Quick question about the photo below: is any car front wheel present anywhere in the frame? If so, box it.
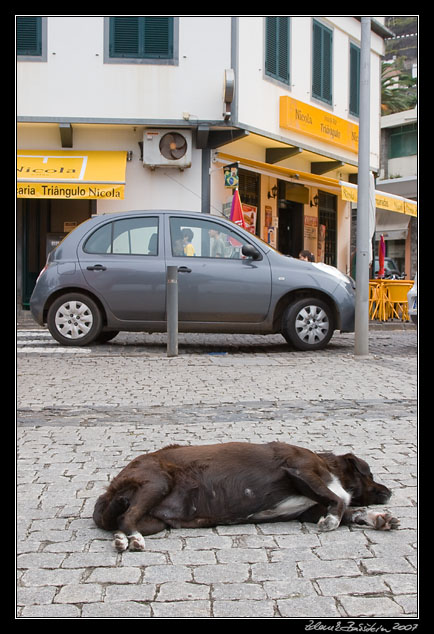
[282,298,334,351]
[47,293,103,346]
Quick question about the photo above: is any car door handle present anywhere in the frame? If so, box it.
[86,264,107,271]
[177,266,192,273]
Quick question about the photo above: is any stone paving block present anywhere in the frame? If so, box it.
[212,582,266,600]
[361,556,415,574]
[250,560,299,582]
[382,573,417,595]
[53,583,103,604]
[263,578,316,599]
[85,566,142,584]
[142,564,193,583]
[297,558,362,578]
[338,595,404,617]
[81,601,152,618]
[215,547,269,564]
[213,599,276,618]
[193,563,250,584]
[156,581,210,602]
[277,595,341,618]
[151,600,211,618]
[104,584,156,603]
[20,604,82,618]
[315,574,389,596]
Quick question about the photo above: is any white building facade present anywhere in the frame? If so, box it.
[17,16,399,310]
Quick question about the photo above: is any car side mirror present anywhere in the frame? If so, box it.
[242,244,261,260]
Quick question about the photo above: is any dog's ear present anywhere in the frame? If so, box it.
[342,454,371,477]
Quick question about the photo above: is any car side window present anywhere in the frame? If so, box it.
[84,217,159,255]
[170,217,248,259]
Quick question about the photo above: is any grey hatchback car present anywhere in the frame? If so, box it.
[30,210,355,351]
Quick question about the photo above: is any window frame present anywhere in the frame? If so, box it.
[388,123,417,159]
[169,216,252,260]
[264,16,290,87]
[312,19,333,106]
[104,16,179,66]
[16,16,47,62]
[83,217,160,256]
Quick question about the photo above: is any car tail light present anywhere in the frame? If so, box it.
[36,260,49,283]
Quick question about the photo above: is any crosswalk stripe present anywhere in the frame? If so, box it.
[17,329,91,353]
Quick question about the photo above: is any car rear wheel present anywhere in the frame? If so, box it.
[47,293,103,346]
[282,297,334,351]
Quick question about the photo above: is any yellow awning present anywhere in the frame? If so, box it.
[340,181,417,217]
[17,150,128,199]
[216,152,341,192]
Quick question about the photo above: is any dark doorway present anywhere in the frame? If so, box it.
[278,201,304,256]
[18,198,93,308]
[318,190,337,267]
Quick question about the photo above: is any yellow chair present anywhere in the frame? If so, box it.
[369,280,387,321]
[383,281,414,321]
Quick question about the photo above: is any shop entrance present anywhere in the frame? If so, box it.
[318,190,337,267]
[278,201,303,257]
[18,198,93,309]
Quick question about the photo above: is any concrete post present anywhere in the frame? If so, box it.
[354,17,371,357]
[166,266,178,357]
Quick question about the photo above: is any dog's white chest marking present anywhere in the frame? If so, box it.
[327,475,351,505]
[250,495,316,521]
[250,474,350,522]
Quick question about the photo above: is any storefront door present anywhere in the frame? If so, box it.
[318,191,337,267]
[278,201,303,257]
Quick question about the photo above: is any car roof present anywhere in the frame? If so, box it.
[92,209,207,218]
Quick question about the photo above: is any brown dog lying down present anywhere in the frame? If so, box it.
[93,441,399,552]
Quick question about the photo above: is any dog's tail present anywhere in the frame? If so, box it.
[93,493,130,530]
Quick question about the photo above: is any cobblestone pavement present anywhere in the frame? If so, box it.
[16,328,418,619]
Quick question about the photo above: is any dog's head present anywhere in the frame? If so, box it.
[341,454,391,506]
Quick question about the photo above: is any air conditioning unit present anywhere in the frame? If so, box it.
[143,129,192,170]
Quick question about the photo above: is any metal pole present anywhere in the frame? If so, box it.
[166,266,178,357]
[354,16,371,357]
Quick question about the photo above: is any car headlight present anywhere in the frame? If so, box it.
[312,262,355,289]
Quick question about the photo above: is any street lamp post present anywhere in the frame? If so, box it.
[354,16,371,356]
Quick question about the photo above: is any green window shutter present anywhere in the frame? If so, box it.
[312,20,332,105]
[349,43,360,117]
[144,17,173,57]
[17,16,42,56]
[110,17,173,59]
[265,17,290,84]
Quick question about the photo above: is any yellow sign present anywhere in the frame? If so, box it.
[280,96,359,153]
[404,201,417,217]
[17,183,125,199]
[341,183,358,203]
[17,150,127,199]
[341,184,417,217]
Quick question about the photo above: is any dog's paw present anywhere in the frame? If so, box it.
[317,514,340,532]
[114,531,129,552]
[371,512,400,531]
[128,531,145,551]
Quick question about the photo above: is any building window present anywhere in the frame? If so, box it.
[389,123,417,159]
[16,16,46,60]
[312,20,333,105]
[107,16,177,64]
[265,17,290,85]
[349,43,360,117]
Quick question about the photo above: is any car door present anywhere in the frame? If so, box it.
[166,215,272,323]
[77,215,166,322]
